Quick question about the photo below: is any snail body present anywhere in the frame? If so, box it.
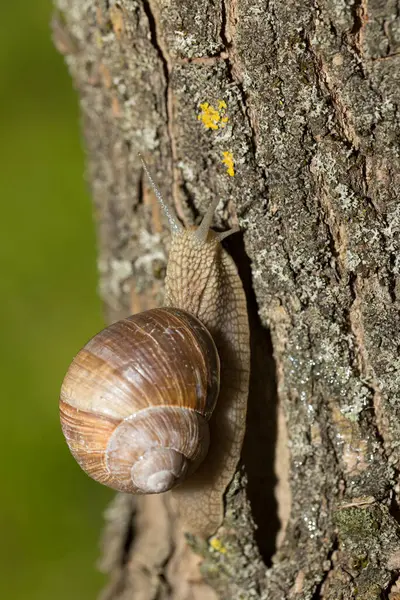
[60,160,250,537]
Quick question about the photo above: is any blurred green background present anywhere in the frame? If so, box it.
[0,2,112,599]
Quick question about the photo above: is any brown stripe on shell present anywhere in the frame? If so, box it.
[61,307,219,423]
[59,399,118,486]
[121,308,220,418]
[60,348,142,419]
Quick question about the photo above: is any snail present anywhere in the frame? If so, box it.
[60,158,250,537]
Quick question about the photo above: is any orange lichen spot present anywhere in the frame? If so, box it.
[111,95,122,118]
[198,100,229,130]
[222,151,235,176]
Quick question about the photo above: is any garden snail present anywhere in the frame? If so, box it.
[60,158,250,537]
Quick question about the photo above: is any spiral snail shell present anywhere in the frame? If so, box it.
[60,307,219,494]
[60,157,250,537]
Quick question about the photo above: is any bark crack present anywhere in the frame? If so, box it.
[220,0,259,158]
[310,538,338,599]
[350,0,368,51]
[141,0,185,223]
[348,274,389,453]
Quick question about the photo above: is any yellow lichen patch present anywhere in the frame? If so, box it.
[209,537,227,554]
[222,151,235,176]
[198,100,229,130]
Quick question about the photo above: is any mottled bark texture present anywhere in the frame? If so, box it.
[54,0,400,598]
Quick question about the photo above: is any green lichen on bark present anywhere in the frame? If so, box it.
[320,504,400,599]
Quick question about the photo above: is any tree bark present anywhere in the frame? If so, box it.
[54,0,400,598]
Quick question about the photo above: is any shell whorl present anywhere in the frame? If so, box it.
[106,405,210,493]
[60,307,219,494]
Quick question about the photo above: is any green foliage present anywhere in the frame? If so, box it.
[0,2,112,598]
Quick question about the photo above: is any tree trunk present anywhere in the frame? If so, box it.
[53,0,400,598]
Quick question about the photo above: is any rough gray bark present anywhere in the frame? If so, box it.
[54,0,400,598]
